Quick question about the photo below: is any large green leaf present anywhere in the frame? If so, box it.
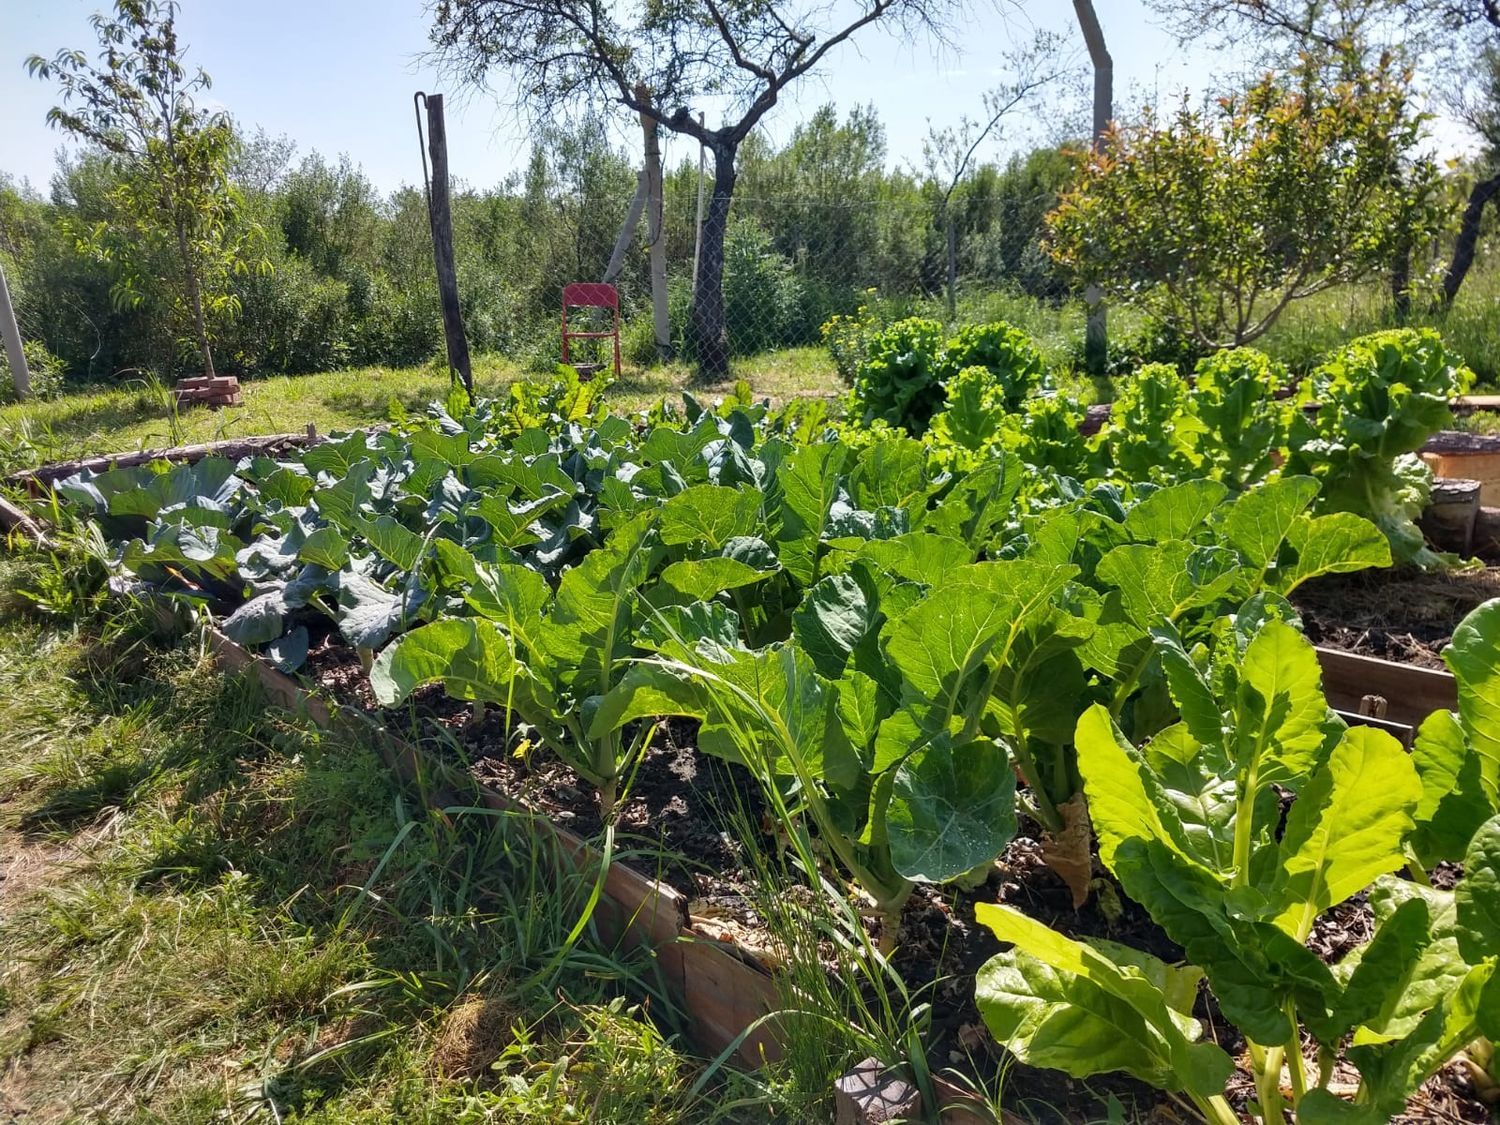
[659,484,763,549]
[1096,540,1240,628]
[222,591,287,646]
[370,618,515,706]
[1270,726,1420,939]
[658,557,767,602]
[974,902,1233,1097]
[1342,960,1498,1119]
[1455,814,1500,966]
[1123,479,1228,544]
[1076,705,1195,869]
[1409,710,1494,867]
[1445,598,1500,802]
[297,526,350,572]
[886,737,1016,882]
[1234,618,1336,789]
[1218,475,1320,571]
[1273,512,1392,595]
[773,442,846,585]
[1353,877,1467,1042]
[856,533,973,587]
[1327,896,1434,1043]
[539,513,662,695]
[792,574,874,678]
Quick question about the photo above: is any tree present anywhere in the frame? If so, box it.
[923,42,1058,317]
[429,0,964,378]
[1045,55,1444,349]
[1150,0,1500,307]
[27,0,264,377]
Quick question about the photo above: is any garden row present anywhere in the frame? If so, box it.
[28,331,1500,1121]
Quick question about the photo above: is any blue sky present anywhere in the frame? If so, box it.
[0,0,1454,196]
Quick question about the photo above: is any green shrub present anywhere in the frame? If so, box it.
[0,339,67,401]
[849,316,945,434]
[722,216,803,356]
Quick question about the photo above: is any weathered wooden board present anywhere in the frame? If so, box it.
[1316,645,1457,728]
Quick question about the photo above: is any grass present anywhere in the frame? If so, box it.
[0,555,805,1123]
[0,349,845,471]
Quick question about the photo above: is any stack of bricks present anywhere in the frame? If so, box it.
[173,375,241,409]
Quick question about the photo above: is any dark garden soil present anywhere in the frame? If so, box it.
[1292,565,1500,669]
[297,633,1496,1123]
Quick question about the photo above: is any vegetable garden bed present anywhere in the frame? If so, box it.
[5,332,1500,1123]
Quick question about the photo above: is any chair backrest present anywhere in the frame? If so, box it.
[562,282,619,310]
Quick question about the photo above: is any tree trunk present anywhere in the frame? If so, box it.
[175,222,215,378]
[1391,238,1412,324]
[945,210,957,320]
[1073,0,1112,377]
[690,146,737,381]
[1442,171,1500,308]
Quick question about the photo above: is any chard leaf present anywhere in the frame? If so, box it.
[222,591,286,646]
[1234,618,1336,790]
[1270,726,1420,939]
[1328,896,1434,1043]
[1123,479,1227,544]
[370,618,514,706]
[1354,877,1467,1041]
[1445,598,1500,802]
[792,574,873,678]
[974,902,1233,1097]
[1455,814,1500,965]
[1409,710,1493,867]
[886,737,1016,882]
[659,484,763,549]
[1341,961,1499,1120]
[1273,512,1392,595]
[1075,704,1193,869]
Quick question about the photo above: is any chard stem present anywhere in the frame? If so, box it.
[1256,1042,1287,1123]
[1194,1094,1241,1125]
[1284,1000,1308,1106]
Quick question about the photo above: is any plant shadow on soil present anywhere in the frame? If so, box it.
[0,601,747,1123]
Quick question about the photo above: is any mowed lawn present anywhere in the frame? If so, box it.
[0,348,845,468]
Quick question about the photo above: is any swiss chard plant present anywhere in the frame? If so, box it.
[975,602,1500,1123]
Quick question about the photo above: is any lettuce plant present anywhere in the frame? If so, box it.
[1286,328,1473,568]
[975,605,1500,1123]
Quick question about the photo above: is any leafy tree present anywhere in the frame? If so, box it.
[27,0,266,377]
[1150,0,1500,307]
[428,0,965,379]
[1046,54,1444,348]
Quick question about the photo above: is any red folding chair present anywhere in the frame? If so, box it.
[561,282,621,379]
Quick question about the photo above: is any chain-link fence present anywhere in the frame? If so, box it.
[0,120,1077,385]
